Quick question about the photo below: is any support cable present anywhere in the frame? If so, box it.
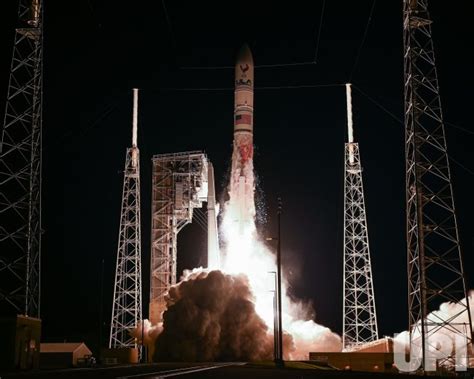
[179,62,319,70]
[157,83,343,92]
[445,121,474,137]
[352,85,403,124]
[180,2,327,71]
[348,0,377,82]
[353,84,474,178]
[313,0,326,63]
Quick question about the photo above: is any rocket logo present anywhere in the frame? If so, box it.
[240,64,249,73]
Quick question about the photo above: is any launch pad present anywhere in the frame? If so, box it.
[0,0,472,374]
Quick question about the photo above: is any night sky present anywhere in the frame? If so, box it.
[0,1,473,354]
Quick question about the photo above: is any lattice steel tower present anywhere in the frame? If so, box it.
[342,84,378,351]
[109,89,143,351]
[403,0,472,368]
[0,0,43,318]
[150,151,210,324]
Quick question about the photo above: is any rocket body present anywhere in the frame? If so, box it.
[229,45,256,234]
[234,44,254,162]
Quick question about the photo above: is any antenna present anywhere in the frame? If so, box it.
[346,83,354,143]
[346,83,355,165]
[132,88,138,147]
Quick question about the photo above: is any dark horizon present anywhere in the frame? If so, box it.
[0,1,472,354]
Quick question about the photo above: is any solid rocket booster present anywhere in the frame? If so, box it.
[234,44,254,167]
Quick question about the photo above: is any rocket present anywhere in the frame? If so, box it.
[231,44,255,233]
[234,44,254,168]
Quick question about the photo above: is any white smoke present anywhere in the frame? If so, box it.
[394,291,474,369]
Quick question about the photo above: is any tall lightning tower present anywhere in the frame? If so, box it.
[403,0,472,368]
[109,89,143,352]
[342,83,378,351]
[0,0,43,318]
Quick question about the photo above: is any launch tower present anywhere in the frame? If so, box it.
[109,90,143,354]
[0,0,43,318]
[150,151,217,324]
[342,84,378,350]
[403,0,472,369]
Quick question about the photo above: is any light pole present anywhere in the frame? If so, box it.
[267,197,284,366]
[268,271,278,362]
[276,198,283,366]
[141,319,145,363]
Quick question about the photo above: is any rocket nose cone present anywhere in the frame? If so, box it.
[237,44,253,65]
[235,43,254,88]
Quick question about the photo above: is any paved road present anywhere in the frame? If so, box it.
[179,364,454,379]
[1,363,240,379]
[0,362,457,379]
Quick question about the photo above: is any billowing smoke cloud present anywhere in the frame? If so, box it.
[288,320,342,359]
[395,290,474,352]
[151,268,341,361]
[131,319,162,347]
[153,269,275,361]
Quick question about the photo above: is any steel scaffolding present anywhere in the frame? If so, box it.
[109,90,143,352]
[150,151,209,324]
[0,0,43,318]
[342,84,378,351]
[403,0,472,369]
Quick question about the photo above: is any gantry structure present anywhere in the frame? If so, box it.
[0,0,43,318]
[403,0,472,369]
[109,90,143,352]
[342,83,378,351]
[150,151,218,324]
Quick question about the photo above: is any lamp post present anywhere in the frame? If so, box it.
[141,319,145,363]
[276,198,283,366]
[266,197,284,366]
[98,258,104,363]
[268,271,278,361]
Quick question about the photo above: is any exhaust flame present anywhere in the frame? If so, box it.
[142,147,341,360]
[219,149,342,358]
[142,134,341,360]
